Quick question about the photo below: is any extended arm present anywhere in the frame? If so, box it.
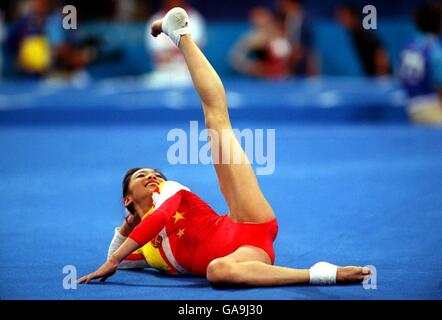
[77,187,184,284]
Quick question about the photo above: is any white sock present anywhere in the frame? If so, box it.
[309,262,338,285]
[161,7,191,47]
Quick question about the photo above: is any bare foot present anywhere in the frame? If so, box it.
[151,19,163,37]
[336,266,371,284]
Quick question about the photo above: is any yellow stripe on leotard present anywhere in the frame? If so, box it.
[133,183,173,272]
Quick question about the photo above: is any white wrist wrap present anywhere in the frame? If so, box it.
[309,262,338,285]
[170,27,190,46]
[107,227,127,260]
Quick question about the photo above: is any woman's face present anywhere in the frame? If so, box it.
[125,168,166,211]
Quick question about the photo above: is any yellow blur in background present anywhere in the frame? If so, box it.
[18,35,51,73]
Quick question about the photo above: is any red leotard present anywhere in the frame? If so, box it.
[128,181,278,275]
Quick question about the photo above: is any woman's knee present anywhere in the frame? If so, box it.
[206,258,236,284]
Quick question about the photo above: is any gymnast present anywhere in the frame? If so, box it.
[78,8,371,286]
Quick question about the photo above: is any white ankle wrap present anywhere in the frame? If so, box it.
[107,227,127,260]
[161,7,191,47]
[309,262,338,285]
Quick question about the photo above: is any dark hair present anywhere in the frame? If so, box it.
[414,2,442,35]
[122,167,167,214]
[122,168,142,198]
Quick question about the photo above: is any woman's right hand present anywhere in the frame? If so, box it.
[126,213,141,228]
[77,257,120,284]
[120,214,141,236]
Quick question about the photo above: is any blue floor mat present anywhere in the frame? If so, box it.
[1,121,441,299]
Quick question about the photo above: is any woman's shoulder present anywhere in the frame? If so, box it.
[152,180,191,207]
[158,180,190,192]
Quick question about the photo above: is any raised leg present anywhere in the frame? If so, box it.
[179,35,276,223]
[152,14,275,222]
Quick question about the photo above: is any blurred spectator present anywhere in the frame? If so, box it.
[145,0,206,87]
[44,1,93,82]
[398,2,442,124]
[6,0,53,77]
[229,7,291,79]
[0,9,4,78]
[114,0,152,22]
[5,0,118,83]
[335,3,391,77]
[115,0,138,22]
[277,0,319,76]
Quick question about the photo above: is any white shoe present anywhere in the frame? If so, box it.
[161,7,190,47]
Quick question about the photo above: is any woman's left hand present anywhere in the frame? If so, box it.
[77,257,119,284]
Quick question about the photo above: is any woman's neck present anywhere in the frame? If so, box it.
[135,203,153,219]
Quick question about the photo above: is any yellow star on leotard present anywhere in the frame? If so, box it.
[177,228,185,238]
[173,212,184,223]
